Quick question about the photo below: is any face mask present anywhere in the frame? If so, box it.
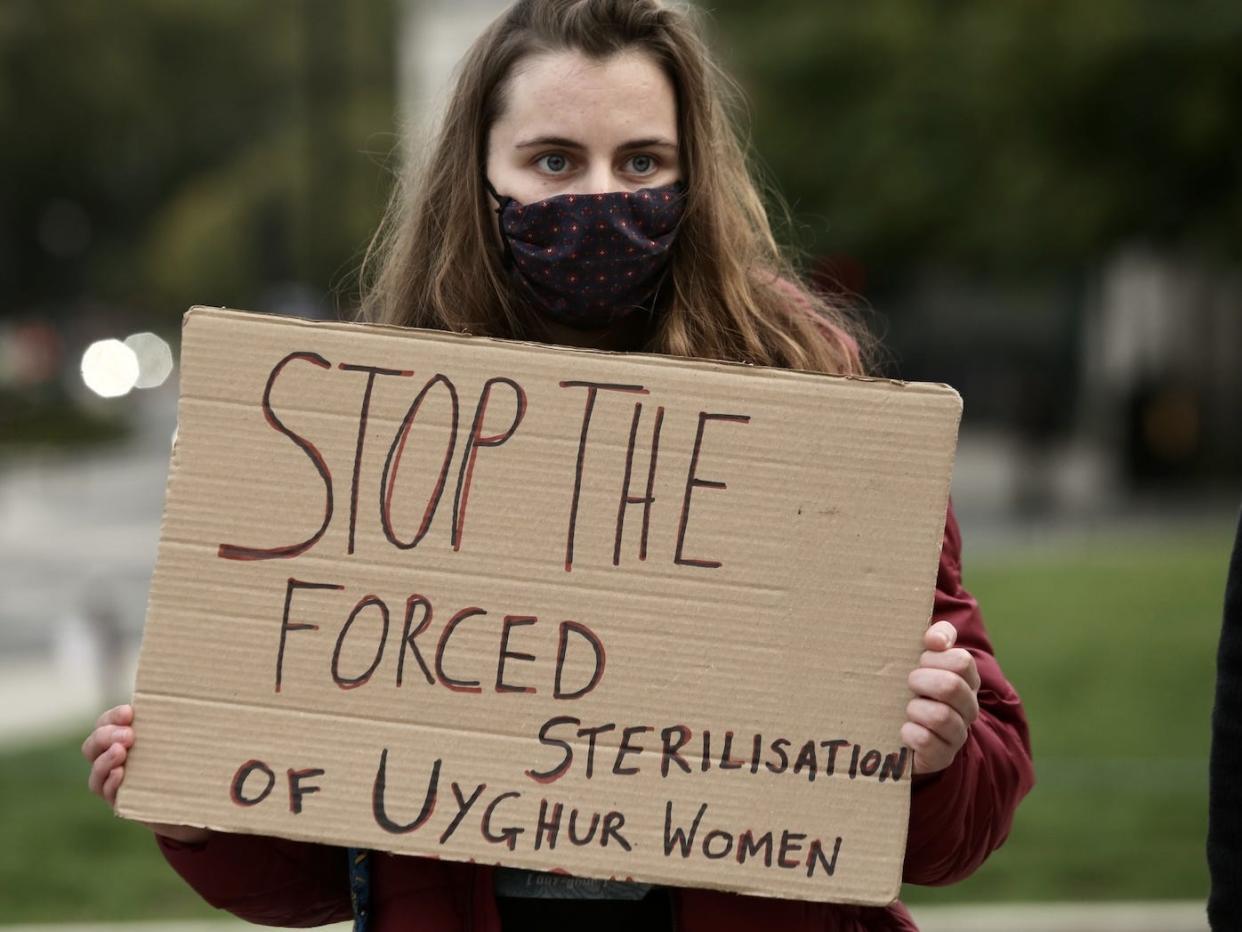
[485,180,686,331]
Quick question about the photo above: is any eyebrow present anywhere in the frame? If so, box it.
[513,135,678,151]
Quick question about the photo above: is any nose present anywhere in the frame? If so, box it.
[579,164,619,196]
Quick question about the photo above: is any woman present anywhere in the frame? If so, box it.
[83,1,1034,928]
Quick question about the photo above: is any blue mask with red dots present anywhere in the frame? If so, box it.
[485,180,686,331]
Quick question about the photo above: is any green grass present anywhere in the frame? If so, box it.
[904,527,1231,905]
[0,526,1232,920]
[0,736,218,922]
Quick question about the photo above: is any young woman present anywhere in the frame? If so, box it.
[83,1,1034,928]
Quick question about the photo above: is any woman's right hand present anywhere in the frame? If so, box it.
[83,703,212,845]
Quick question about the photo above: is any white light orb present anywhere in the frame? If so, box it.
[123,331,174,389]
[80,339,139,398]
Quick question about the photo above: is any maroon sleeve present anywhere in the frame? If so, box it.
[156,831,352,927]
[901,503,1036,885]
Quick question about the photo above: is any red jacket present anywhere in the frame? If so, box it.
[157,504,1034,931]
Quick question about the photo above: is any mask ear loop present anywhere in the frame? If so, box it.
[482,177,518,269]
[481,176,507,211]
[638,184,687,326]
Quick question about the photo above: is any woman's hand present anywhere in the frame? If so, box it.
[83,703,212,845]
[902,620,980,775]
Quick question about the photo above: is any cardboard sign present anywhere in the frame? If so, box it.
[117,307,961,905]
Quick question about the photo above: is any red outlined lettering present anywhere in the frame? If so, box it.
[230,759,276,807]
[330,594,390,689]
[496,615,538,694]
[275,578,343,693]
[674,411,751,569]
[372,749,440,834]
[380,374,459,550]
[287,767,325,814]
[452,377,527,552]
[613,402,664,566]
[219,352,335,561]
[396,594,435,687]
[435,606,487,693]
[339,363,413,554]
[559,380,648,571]
[553,620,606,700]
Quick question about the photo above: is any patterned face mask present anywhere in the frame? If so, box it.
[485,180,686,331]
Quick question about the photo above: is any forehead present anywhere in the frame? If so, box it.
[494,49,678,144]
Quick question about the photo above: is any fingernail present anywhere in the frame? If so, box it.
[116,727,132,742]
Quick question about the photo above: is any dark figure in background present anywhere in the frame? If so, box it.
[1209,507,1242,929]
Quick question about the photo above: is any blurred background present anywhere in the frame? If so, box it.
[0,0,1238,929]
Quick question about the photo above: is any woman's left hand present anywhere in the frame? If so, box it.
[902,619,980,775]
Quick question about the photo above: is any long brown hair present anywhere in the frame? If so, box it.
[357,0,869,377]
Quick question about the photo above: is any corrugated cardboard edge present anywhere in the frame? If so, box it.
[119,304,964,908]
[184,305,964,405]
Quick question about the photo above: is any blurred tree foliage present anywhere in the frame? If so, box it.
[707,0,1242,277]
[2,0,1239,320]
[0,0,396,321]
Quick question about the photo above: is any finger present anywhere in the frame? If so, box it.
[923,620,957,651]
[81,725,134,763]
[83,705,133,758]
[82,727,109,763]
[94,704,133,729]
[901,721,955,774]
[906,697,968,749]
[88,742,124,797]
[908,668,980,725]
[103,765,126,808]
[917,647,981,692]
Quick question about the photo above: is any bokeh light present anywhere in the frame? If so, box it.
[80,338,139,398]
[123,331,174,389]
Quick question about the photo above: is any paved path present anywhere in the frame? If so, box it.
[0,901,1211,931]
[911,899,1208,931]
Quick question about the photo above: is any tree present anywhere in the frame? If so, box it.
[0,0,396,321]
[706,0,1242,276]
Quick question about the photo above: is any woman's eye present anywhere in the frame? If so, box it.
[626,155,657,175]
[536,153,570,174]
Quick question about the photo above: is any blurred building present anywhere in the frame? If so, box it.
[884,252,1241,520]
[399,0,508,141]
[1082,247,1242,488]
